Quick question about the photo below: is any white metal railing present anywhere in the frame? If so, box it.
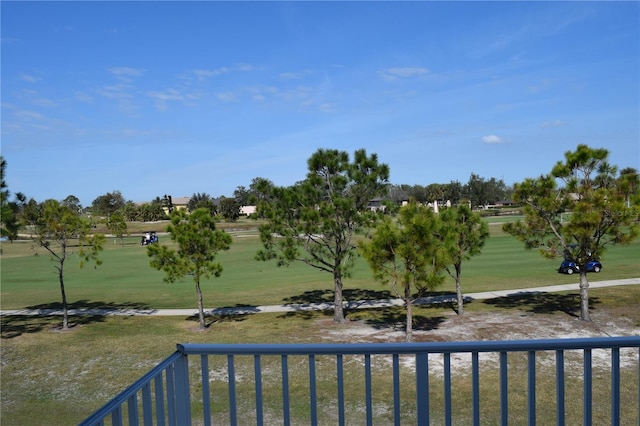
[80,336,640,425]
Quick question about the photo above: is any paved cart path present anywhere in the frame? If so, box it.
[1,278,638,318]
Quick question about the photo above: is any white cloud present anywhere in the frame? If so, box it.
[540,120,568,128]
[481,134,504,144]
[217,92,238,102]
[108,67,145,78]
[19,73,40,83]
[186,64,254,82]
[379,67,429,81]
[279,70,311,80]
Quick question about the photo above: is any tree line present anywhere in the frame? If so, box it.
[1,145,638,338]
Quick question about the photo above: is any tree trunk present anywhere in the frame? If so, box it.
[579,271,591,321]
[333,272,345,323]
[455,263,464,315]
[405,282,413,343]
[58,263,69,330]
[195,281,206,329]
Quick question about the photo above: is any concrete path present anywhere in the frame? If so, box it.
[1,278,638,317]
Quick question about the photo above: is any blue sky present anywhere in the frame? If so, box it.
[2,1,639,206]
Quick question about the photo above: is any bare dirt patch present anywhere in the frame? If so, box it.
[314,308,640,375]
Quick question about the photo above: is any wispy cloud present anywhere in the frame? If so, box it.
[147,88,197,111]
[108,67,145,80]
[379,67,429,81]
[279,70,311,80]
[540,120,568,128]
[184,64,254,82]
[217,92,239,102]
[19,73,40,83]
[481,134,506,144]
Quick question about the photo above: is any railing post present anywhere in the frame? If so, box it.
[528,351,536,426]
[227,354,237,426]
[583,349,592,425]
[611,347,620,426]
[173,352,191,425]
[416,353,429,425]
[555,350,565,426]
[500,351,508,426]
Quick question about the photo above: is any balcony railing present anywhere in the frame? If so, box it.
[80,336,640,425]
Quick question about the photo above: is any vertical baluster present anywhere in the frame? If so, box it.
[584,349,592,425]
[611,347,620,426]
[127,394,138,425]
[528,351,536,426]
[555,350,565,426]
[336,354,345,426]
[500,351,508,426]
[416,353,429,425]
[472,352,480,426]
[392,354,401,426]
[166,364,176,426]
[142,382,153,426]
[254,355,264,426]
[174,353,191,426]
[282,355,290,426]
[111,406,123,426]
[227,354,237,426]
[365,354,373,426]
[201,355,211,426]
[309,354,317,426]
[444,353,452,426]
[154,374,165,426]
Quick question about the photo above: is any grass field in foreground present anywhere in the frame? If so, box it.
[1,225,639,311]
[1,285,639,426]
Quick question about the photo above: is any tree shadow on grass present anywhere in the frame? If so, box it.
[482,292,600,317]
[283,288,395,305]
[24,299,155,312]
[1,300,156,339]
[186,304,261,327]
[357,307,447,332]
[1,314,106,339]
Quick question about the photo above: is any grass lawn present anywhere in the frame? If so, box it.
[1,285,639,425]
[1,222,639,425]
[1,223,639,311]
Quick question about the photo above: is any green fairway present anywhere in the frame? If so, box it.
[1,224,639,425]
[1,226,639,310]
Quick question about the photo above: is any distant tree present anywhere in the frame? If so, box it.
[443,180,464,205]
[503,145,639,320]
[425,183,445,203]
[0,157,20,241]
[218,196,241,222]
[440,205,489,315]
[257,148,390,323]
[147,209,232,329]
[106,211,128,244]
[618,167,639,207]
[248,177,275,218]
[464,174,508,208]
[21,198,41,237]
[121,201,139,222]
[408,184,428,204]
[34,199,104,329]
[187,192,217,216]
[162,194,174,214]
[91,190,126,216]
[62,195,82,214]
[359,202,447,342]
[233,186,250,206]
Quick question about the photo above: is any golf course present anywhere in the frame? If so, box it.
[1,219,639,424]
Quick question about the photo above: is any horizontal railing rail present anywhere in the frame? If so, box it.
[80,336,640,426]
